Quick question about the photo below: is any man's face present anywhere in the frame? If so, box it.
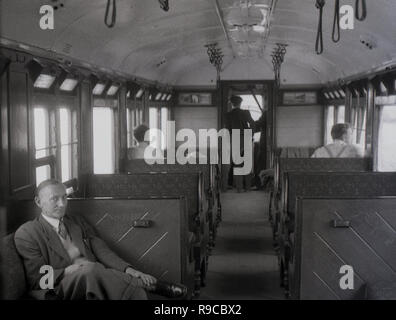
[35,184,67,219]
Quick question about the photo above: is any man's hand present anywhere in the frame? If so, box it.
[64,264,82,276]
[125,267,157,287]
[64,260,93,276]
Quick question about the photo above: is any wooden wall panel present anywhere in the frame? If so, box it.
[8,70,33,195]
[276,105,323,148]
[0,67,9,202]
[79,81,93,178]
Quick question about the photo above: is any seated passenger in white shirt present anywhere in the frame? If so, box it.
[127,124,164,161]
[311,123,365,158]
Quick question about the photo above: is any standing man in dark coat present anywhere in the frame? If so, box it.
[224,95,256,192]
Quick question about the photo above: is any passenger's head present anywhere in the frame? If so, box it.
[35,179,67,219]
[230,95,243,108]
[331,123,353,144]
[134,124,149,143]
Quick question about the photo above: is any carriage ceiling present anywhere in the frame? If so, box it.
[1,0,396,87]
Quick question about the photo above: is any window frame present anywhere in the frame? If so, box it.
[32,90,80,188]
[375,104,396,172]
[126,98,144,148]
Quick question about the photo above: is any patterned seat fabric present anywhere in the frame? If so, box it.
[84,173,202,232]
[123,160,212,195]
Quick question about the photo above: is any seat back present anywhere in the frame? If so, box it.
[83,173,205,234]
[293,197,396,300]
[285,172,396,218]
[274,157,372,196]
[122,160,215,196]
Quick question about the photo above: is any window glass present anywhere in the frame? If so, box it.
[93,107,115,174]
[161,107,169,150]
[378,106,396,172]
[60,108,71,182]
[326,106,335,144]
[34,108,50,159]
[356,108,367,147]
[36,165,51,186]
[336,105,345,124]
[60,79,78,92]
[149,107,160,149]
[34,74,56,89]
[126,109,131,148]
[93,83,106,95]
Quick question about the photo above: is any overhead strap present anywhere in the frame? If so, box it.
[104,0,117,28]
[332,0,340,43]
[315,0,326,55]
[355,0,367,21]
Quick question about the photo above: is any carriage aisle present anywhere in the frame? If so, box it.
[198,190,284,300]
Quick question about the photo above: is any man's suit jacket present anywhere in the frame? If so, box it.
[14,214,130,296]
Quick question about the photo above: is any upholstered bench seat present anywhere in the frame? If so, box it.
[1,234,27,299]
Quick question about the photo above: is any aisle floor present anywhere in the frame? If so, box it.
[198,190,285,300]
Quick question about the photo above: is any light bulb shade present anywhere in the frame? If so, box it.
[127,81,145,99]
[107,83,120,96]
[58,68,79,92]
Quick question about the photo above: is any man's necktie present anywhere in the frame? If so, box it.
[58,219,68,240]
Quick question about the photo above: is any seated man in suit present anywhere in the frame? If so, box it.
[127,124,164,161]
[14,179,186,300]
[311,123,365,158]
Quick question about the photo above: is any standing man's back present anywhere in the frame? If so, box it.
[225,107,255,133]
[224,96,255,192]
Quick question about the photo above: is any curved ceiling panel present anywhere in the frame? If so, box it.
[1,0,395,86]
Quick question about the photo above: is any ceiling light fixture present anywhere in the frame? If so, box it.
[205,42,224,81]
[271,43,288,88]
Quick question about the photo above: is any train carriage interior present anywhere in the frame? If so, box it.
[1,0,396,301]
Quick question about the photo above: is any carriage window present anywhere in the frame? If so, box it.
[93,107,115,174]
[34,108,54,185]
[127,106,144,148]
[356,107,367,147]
[36,165,51,186]
[149,107,160,150]
[127,108,140,148]
[58,108,78,183]
[336,105,345,124]
[325,106,335,144]
[59,108,72,182]
[34,108,50,159]
[377,106,396,171]
[161,107,169,150]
